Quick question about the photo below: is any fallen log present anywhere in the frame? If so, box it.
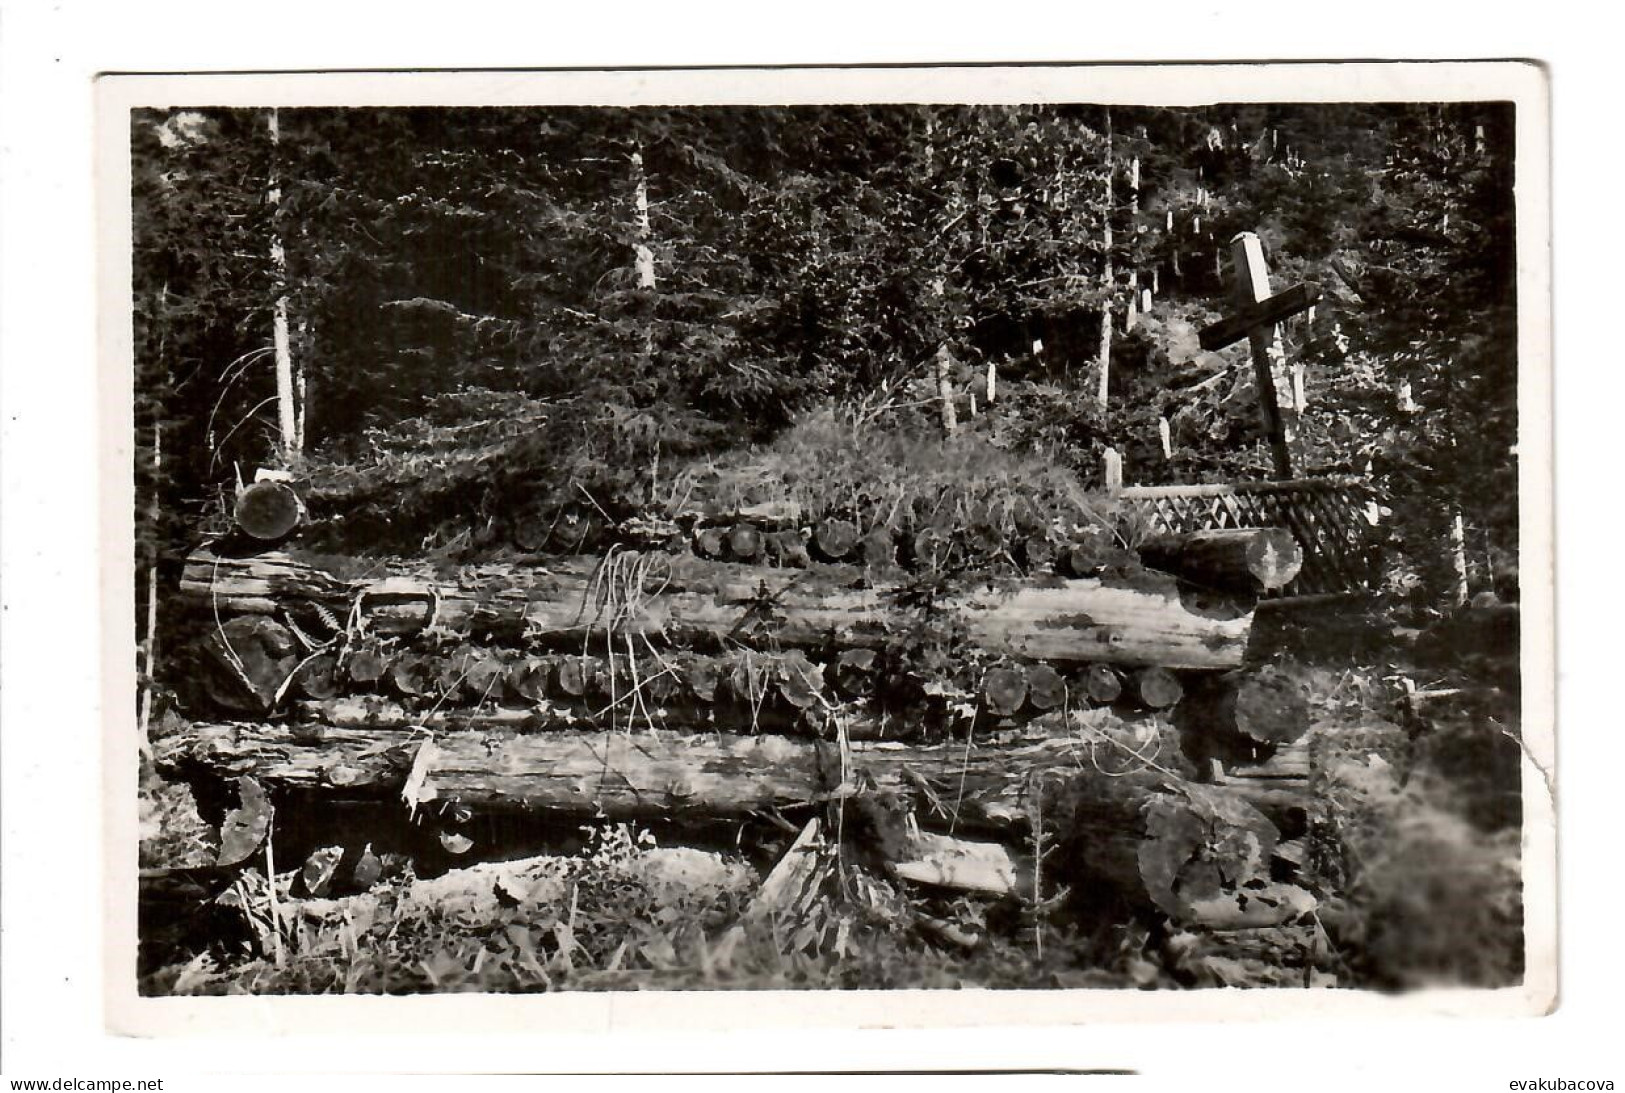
[180,548,1254,670]
[159,714,1280,922]
[687,500,803,531]
[1139,528,1303,593]
[291,847,757,935]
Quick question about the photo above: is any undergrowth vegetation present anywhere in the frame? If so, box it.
[665,400,1118,543]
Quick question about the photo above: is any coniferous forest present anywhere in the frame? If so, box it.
[134,101,1528,994]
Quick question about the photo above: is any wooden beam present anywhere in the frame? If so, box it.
[1197,282,1322,352]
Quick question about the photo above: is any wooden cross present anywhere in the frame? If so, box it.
[1198,232,1321,478]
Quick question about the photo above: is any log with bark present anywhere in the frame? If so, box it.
[180,548,1255,670]
[1138,528,1304,594]
[158,713,1281,922]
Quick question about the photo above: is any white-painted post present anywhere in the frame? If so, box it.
[632,148,657,289]
[936,344,958,436]
[1103,447,1123,494]
[1449,511,1470,606]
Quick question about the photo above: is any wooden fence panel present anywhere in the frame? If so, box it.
[1117,477,1381,598]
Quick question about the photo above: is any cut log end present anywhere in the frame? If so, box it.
[234,480,304,542]
[813,518,858,562]
[1130,666,1184,710]
[291,653,343,701]
[861,527,898,571]
[1025,664,1067,712]
[694,527,727,560]
[981,667,1028,717]
[1140,528,1304,593]
[1244,529,1305,591]
[1083,664,1123,705]
[727,524,762,561]
[1229,665,1311,746]
[1022,533,1057,575]
[762,530,811,568]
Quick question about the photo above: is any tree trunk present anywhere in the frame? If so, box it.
[1138,528,1304,593]
[139,416,162,752]
[181,547,1256,670]
[267,109,300,465]
[1096,110,1115,409]
[160,716,1281,923]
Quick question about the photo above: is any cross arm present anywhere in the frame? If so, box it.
[1197,282,1323,352]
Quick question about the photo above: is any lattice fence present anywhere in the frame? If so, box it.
[1116,476,1383,598]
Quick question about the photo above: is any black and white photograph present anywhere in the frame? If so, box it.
[105,64,1552,1017]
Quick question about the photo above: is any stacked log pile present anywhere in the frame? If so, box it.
[155,489,1321,933]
